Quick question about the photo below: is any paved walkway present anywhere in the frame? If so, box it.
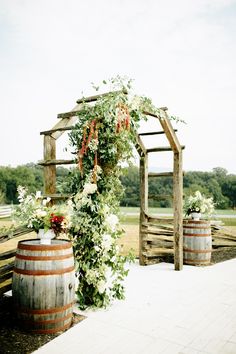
[35,259,236,354]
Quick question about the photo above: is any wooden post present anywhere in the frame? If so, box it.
[43,136,56,200]
[139,153,148,265]
[173,151,183,270]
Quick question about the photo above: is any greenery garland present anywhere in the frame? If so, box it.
[68,77,177,309]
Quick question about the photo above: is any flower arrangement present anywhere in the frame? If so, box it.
[13,186,71,236]
[183,191,215,218]
[66,76,179,309]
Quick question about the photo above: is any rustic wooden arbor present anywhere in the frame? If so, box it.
[39,91,184,270]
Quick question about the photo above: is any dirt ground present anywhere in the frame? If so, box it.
[0,225,236,353]
[0,296,85,354]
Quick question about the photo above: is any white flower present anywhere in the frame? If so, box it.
[42,197,51,206]
[102,204,110,215]
[35,209,47,218]
[128,94,143,110]
[106,214,119,232]
[101,234,113,251]
[35,191,42,199]
[97,280,106,294]
[83,183,97,195]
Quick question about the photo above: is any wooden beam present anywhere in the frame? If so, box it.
[40,126,74,135]
[147,147,172,153]
[57,89,128,119]
[139,153,148,265]
[147,146,185,153]
[142,249,174,257]
[38,159,75,166]
[148,172,173,177]
[148,194,173,200]
[0,250,16,260]
[135,133,146,157]
[139,129,177,136]
[43,136,56,200]
[173,151,183,270]
[159,113,182,153]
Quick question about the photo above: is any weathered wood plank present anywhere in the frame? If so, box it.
[43,136,56,199]
[0,227,32,244]
[212,239,236,247]
[147,146,185,153]
[142,222,173,230]
[143,249,174,256]
[139,153,148,265]
[148,172,173,177]
[143,234,174,242]
[142,229,173,237]
[139,129,177,136]
[158,113,182,153]
[173,151,183,270]
[0,271,13,282]
[40,126,74,135]
[0,249,16,260]
[38,159,75,166]
[146,215,174,224]
[0,263,14,276]
[144,241,174,249]
[148,194,173,200]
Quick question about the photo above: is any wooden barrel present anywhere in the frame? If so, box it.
[183,220,212,266]
[12,239,75,334]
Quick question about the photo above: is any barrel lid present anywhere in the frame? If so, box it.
[17,239,73,250]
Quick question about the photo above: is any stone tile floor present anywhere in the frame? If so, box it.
[34,259,236,354]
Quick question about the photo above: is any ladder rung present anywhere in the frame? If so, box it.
[148,172,173,177]
[40,126,74,135]
[148,194,172,200]
[139,129,177,136]
[147,145,185,153]
[38,159,75,166]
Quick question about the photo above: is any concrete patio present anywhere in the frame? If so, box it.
[34,259,236,354]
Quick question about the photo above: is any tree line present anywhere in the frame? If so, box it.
[0,164,235,209]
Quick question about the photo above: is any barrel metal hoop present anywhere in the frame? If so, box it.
[183,233,211,237]
[15,301,75,315]
[13,266,75,276]
[15,253,74,261]
[184,258,210,264]
[20,312,73,326]
[29,321,72,334]
[183,225,211,229]
[183,248,212,253]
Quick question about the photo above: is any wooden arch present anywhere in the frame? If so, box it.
[39,91,184,270]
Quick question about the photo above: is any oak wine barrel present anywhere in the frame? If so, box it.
[183,220,212,266]
[12,239,75,334]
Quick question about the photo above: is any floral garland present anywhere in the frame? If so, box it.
[68,77,177,309]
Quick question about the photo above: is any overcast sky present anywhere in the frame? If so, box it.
[0,0,235,174]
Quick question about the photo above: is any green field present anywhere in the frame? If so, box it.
[120,207,236,226]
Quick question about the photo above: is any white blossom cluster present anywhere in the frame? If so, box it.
[183,190,215,217]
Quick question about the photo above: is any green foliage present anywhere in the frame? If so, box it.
[0,164,44,204]
[67,76,175,309]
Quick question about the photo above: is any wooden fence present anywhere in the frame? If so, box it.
[0,227,33,297]
[0,205,13,219]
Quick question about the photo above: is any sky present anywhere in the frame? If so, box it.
[0,0,236,174]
